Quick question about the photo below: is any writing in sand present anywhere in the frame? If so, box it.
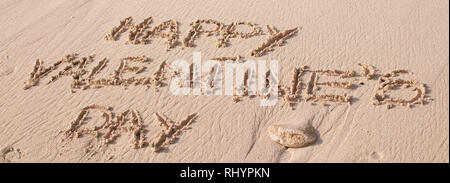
[20,16,433,153]
[24,53,432,109]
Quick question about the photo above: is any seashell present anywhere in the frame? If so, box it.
[267,121,316,148]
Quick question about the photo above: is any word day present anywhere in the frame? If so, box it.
[61,104,198,153]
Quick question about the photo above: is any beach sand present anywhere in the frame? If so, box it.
[0,0,448,162]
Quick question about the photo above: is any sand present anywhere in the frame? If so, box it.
[0,0,448,163]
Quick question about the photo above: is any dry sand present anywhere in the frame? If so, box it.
[0,0,448,162]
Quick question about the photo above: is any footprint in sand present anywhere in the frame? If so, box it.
[0,145,23,163]
[369,151,382,161]
[0,55,14,77]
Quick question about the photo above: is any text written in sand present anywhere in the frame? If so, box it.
[104,16,299,57]
[60,104,198,153]
[24,54,432,109]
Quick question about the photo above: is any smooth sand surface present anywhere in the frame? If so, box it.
[0,0,448,162]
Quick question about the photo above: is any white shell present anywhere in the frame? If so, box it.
[267,122,316,148]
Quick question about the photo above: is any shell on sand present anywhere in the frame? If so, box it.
[267,122,316,148]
